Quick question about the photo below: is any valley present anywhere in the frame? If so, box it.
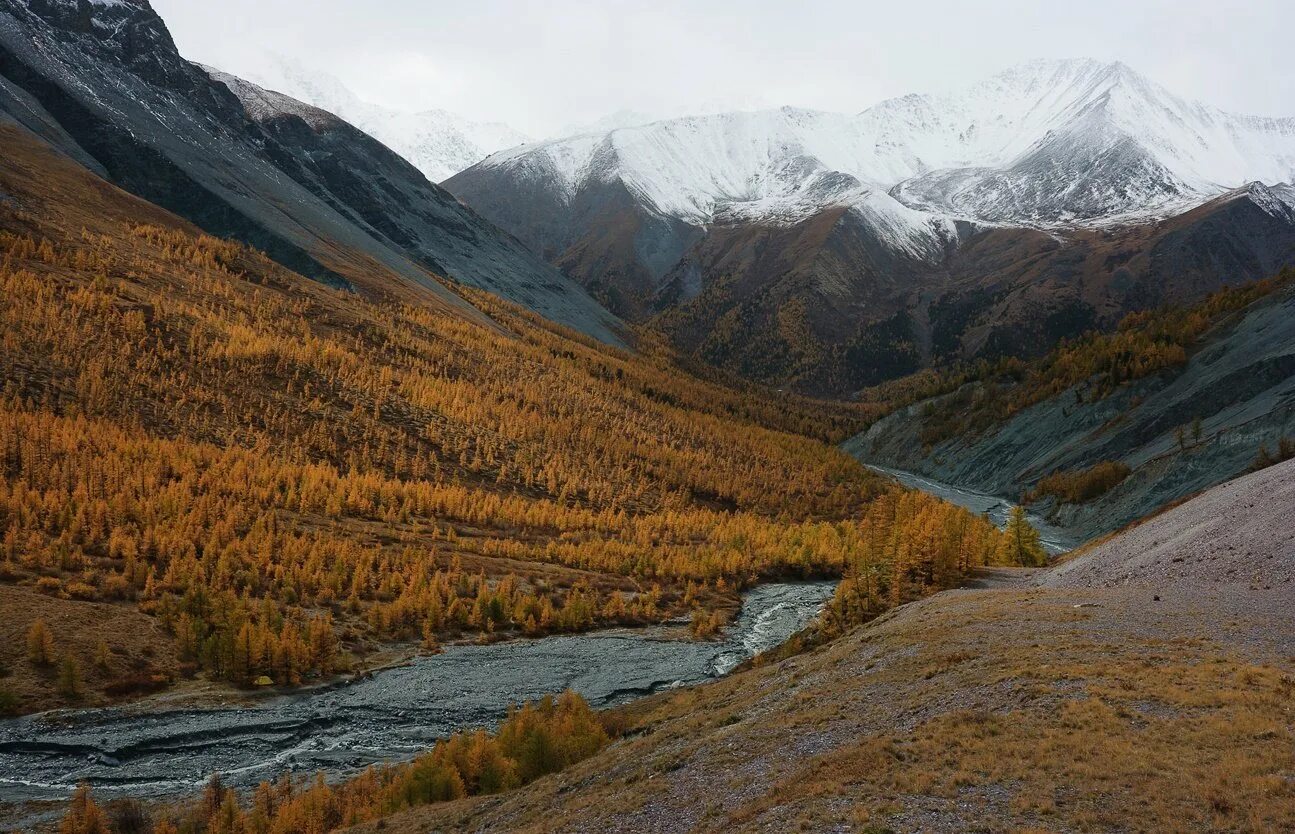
[355,457,1295,834]
[1,2,1293,832]
[0,582,833,815]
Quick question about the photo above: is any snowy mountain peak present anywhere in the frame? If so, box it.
[234,53,530,183]
[467,59,1295,232]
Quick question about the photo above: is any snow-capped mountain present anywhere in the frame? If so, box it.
[446,59,1295,394]
[238,54,529,182]
[463,59,1295,230]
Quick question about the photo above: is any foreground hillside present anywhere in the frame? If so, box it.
[362,458,1295,833]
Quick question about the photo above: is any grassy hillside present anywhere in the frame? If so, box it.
[850,270,1295,540]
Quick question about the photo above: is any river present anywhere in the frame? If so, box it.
[0,465,1068,810]
[865,464,1077,554]
[0,581,835,803]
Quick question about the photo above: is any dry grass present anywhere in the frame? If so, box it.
[353,586,1295,834]
[739,657,1294,833]
[0,584,178,713]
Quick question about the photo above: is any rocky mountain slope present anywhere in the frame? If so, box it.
[848,273,1295,541]
[352,459,1295,833]
[447,60,1295,391]
[234,53,529,183]
[0,0,624,344]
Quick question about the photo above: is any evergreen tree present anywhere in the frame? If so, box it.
[1000,506,1048,567]
[59,784,109,834]
[57,653,81,699]
[27,619,55,666]
[93,640,111,672]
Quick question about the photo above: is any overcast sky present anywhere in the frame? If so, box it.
[152,0,1295,137]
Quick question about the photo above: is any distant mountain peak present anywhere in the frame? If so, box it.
[464,58,1295,233]
[234,52,530,183]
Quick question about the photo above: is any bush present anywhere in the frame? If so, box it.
[0,687,18,716]
[102,672,170,697]
[1025,461,1131,505]
[105,799,150,834]
[1251,436,1295,472]
[151,691,613,834]
[57,654,81,699]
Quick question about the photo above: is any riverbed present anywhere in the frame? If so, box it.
[866,464,1077,554]
[0,466,1070,808]
[0,581,836,802]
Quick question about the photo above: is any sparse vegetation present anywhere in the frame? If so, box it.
[860,269,1295,447]
[1251,436,1295,472]
[78,691,611,834]
[1023,459,1132,505]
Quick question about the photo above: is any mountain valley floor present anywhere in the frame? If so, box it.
[353,459,1295,833]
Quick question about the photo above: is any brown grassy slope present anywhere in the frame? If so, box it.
[0,584,179,711]
[361,465,1295,834]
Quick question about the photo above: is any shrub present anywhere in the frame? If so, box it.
[57,654,81,699]
[1025,460,1131,505]
[1251,436,1295,472]
[105,799,150,834]
[27,619,55,666]
[102,672,170,697]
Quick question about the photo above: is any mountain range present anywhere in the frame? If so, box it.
[4,3,1295,831]
[447,59,1295,394]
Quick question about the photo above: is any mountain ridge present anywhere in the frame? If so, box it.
[460,58,1295,230]
[0,0,626,344]
[447,58,1295,392]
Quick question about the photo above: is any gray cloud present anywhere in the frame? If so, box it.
[151,0,1295,136]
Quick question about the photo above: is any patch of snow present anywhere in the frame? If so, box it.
[202,66,339,131]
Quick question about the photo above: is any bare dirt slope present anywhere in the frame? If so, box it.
[1036,457,1295,591]
[354,462,1295,833]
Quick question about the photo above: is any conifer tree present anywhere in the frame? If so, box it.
[1000,506,1047,567]
[57,654,82,699]
[59,784,109,834]
[27,619,55,666]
